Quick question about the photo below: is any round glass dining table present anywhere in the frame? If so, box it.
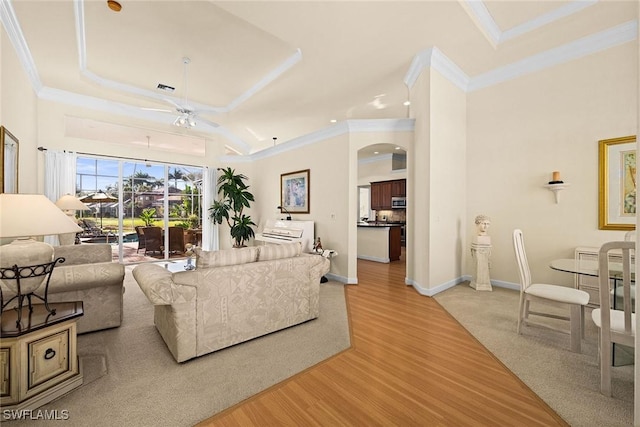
[550,258,634,280]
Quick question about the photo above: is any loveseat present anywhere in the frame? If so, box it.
[132,242,330,362]
[47,244,125,334]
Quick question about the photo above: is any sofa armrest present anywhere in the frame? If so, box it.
[49,262,125,293]
[133,264,196,305]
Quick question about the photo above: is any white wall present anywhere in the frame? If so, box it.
[1,28,39,193]
[466,42,638,288]
[358,153,407,185]
[427,71,467,288]
[407,66,467,294]
[250,135,351,281]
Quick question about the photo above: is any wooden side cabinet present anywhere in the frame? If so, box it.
[0,302,83,411]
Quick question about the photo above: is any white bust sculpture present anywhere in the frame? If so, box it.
[470,214,492,291]
[475,214,491,236]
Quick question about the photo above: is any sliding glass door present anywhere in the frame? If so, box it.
[76,156,203,264]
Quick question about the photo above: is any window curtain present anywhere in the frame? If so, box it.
[201,166,218,251]
[4,141,17,193]
[44,150,77,245]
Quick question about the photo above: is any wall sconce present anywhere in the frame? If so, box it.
[544,171,569,203]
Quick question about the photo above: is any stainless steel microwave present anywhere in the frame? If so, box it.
[391,197,406,208]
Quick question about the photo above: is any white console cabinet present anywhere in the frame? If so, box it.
[574,246,634,308]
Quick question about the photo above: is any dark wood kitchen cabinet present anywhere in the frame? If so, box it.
[371,179,405,210]
[391,179,406,197]
[370,181,392,210]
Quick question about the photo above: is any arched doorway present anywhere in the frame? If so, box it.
[356,143,408,276]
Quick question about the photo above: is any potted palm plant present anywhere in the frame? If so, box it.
[208,167,256,247]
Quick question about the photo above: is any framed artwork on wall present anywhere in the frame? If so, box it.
[0,126,19,194]
[599,135,636,230]
[280,169,310,214]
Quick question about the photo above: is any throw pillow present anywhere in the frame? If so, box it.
[194,246,259,268]
[257,242,302,261]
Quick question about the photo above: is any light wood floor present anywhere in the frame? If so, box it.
[198,255,568,426]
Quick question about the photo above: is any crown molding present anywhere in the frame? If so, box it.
[0,0,42,92]
[73,0,301,115]
[224,119,416,163]
[404,19,637,94]
[3,0,636,159]
[463,0,599,46]
[38,86,251,154]
[404,47,470,91]
[347,118,416,133]
[462,0,501,47]
[500,0,598,43]
[468,20,638,92]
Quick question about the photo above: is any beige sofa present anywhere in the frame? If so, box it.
[47,244,125,334]
[132,242,330,363]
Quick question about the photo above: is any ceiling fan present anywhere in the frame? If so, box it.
[145,57,219,129]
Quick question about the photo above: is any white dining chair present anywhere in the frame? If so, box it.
[512,229,590,352]
[592,241,635,397]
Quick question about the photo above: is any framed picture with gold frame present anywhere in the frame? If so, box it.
[599,135,636,230]
[280,169,310,214]
[0,126,19,194]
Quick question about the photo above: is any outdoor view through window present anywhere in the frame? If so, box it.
[75,157,203,263]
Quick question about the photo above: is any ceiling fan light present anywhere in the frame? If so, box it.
[188,118,196,127]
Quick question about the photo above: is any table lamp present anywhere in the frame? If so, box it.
[55,194,90,245]
[0,194,83,304]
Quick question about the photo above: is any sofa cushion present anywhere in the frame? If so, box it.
[257,242,302,261]
[194,246,259,268]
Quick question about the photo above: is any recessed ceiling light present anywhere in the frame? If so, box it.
[373,151,379,154]
[403,101,411,106]
[107,0,122,12]
[395,146,401,150]
[330,119,337,123]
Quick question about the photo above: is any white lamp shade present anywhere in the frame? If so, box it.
[0,194,83,239]
[55,194,90,211]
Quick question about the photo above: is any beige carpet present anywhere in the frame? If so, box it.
[8,267,350,426]
[435,284,633,427]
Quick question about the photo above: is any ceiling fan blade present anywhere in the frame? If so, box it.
[196,117,220,128]
[162,97,185,110]
[141,107,173,113]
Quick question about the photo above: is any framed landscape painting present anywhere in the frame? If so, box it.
[281,169,310,214]
[599,135,636,230]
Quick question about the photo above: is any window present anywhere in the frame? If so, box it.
[76,156,203,263]
[359,186,372,221]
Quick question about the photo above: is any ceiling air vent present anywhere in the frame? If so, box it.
[156,83,175,93]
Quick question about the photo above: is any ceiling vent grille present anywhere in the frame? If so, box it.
[156,83,175,92]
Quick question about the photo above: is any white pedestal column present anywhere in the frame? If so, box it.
[470,236,492,291]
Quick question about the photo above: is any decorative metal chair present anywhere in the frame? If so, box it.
[0,257,65,328]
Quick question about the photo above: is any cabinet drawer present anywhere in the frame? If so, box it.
[28,330,70,390]
[0,348,10,397]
